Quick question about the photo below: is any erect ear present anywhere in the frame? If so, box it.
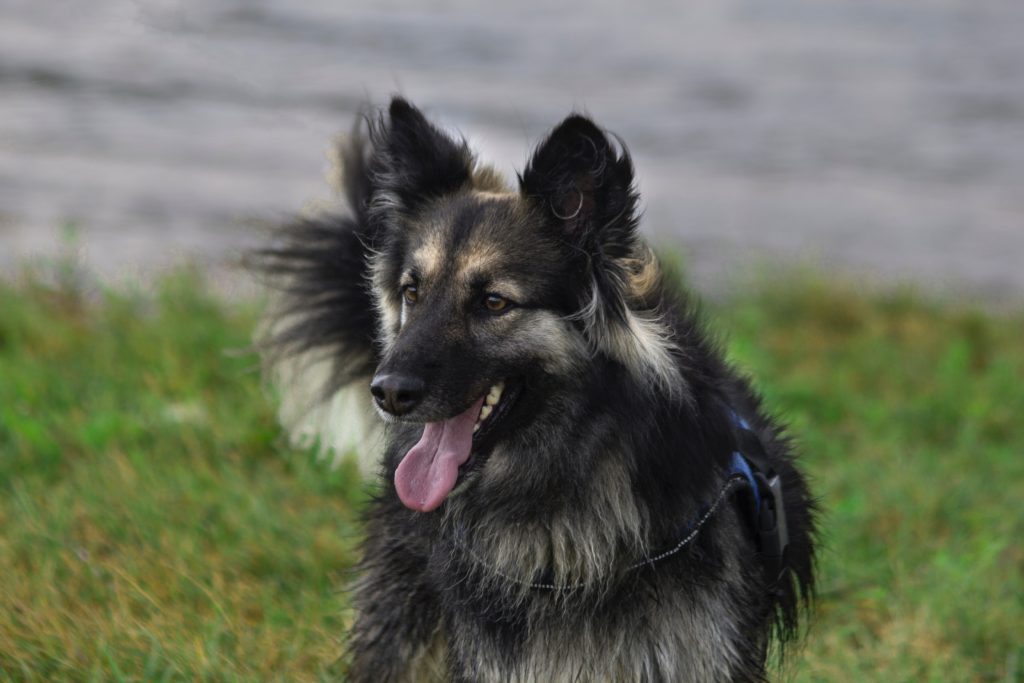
[520,115,685,401]
[371,97,473,210]
[519,115,639,258]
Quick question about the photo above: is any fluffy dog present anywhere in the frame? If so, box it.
[253,97,815,682]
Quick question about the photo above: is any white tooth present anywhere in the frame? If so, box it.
[473,424,480,433]
[486,387,501,406]
[479,404,492,420]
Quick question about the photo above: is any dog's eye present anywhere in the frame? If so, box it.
[483,294,511,313]
[402,285,418,305]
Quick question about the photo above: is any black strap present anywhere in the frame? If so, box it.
[729,413,791,585]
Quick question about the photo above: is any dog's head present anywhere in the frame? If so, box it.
[364,98,681,511]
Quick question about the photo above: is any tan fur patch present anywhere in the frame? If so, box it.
[471,164,511,193]
[622,246,662,301]
[573,275,686,401]
[368,249,400,349]
[454,241,504,280]
[478,277,528,301]
[401,629,449,682]
[608,307,684,399]
[492,310,586,375]
[411,232,447,278]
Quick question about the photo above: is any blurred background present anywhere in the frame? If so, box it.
[2,1,1023,681]
[2,0,1023,300]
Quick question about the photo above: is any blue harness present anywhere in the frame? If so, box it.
[727,409,790,584]
[729,411,761,510]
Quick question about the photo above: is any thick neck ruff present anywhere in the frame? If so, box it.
[448,407,792,592]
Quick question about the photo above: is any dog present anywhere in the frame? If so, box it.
[252,97,816,682]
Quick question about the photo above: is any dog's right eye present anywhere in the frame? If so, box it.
[482,294,512,314]
[402,285,418,305]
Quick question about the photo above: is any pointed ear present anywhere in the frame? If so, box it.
[371,97,473,209]
[521,116,685,400]
[519,115,639,255]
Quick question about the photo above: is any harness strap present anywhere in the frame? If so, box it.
[729,450,760,511]
[727,408,790,584]
[454,405,792,592]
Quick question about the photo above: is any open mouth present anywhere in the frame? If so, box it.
[394,379,520,513]
[472,380,516,443]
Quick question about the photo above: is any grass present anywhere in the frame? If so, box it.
[0,266,1021,682]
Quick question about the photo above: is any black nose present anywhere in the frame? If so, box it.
[370,374,425,416]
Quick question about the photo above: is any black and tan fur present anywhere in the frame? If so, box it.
[252,98,815,682]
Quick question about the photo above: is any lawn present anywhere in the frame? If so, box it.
[0,267,1021,682]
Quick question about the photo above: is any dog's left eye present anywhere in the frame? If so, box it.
[402,285,419,305]
[483,294,512,313]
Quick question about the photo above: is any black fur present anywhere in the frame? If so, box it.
[252,97,816,682]
[247,126,379,396]
[520,115,646,341]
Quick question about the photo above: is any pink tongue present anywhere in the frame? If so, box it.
[394,397,485,512]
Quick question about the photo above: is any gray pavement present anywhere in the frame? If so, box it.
[2,0,1022,302]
